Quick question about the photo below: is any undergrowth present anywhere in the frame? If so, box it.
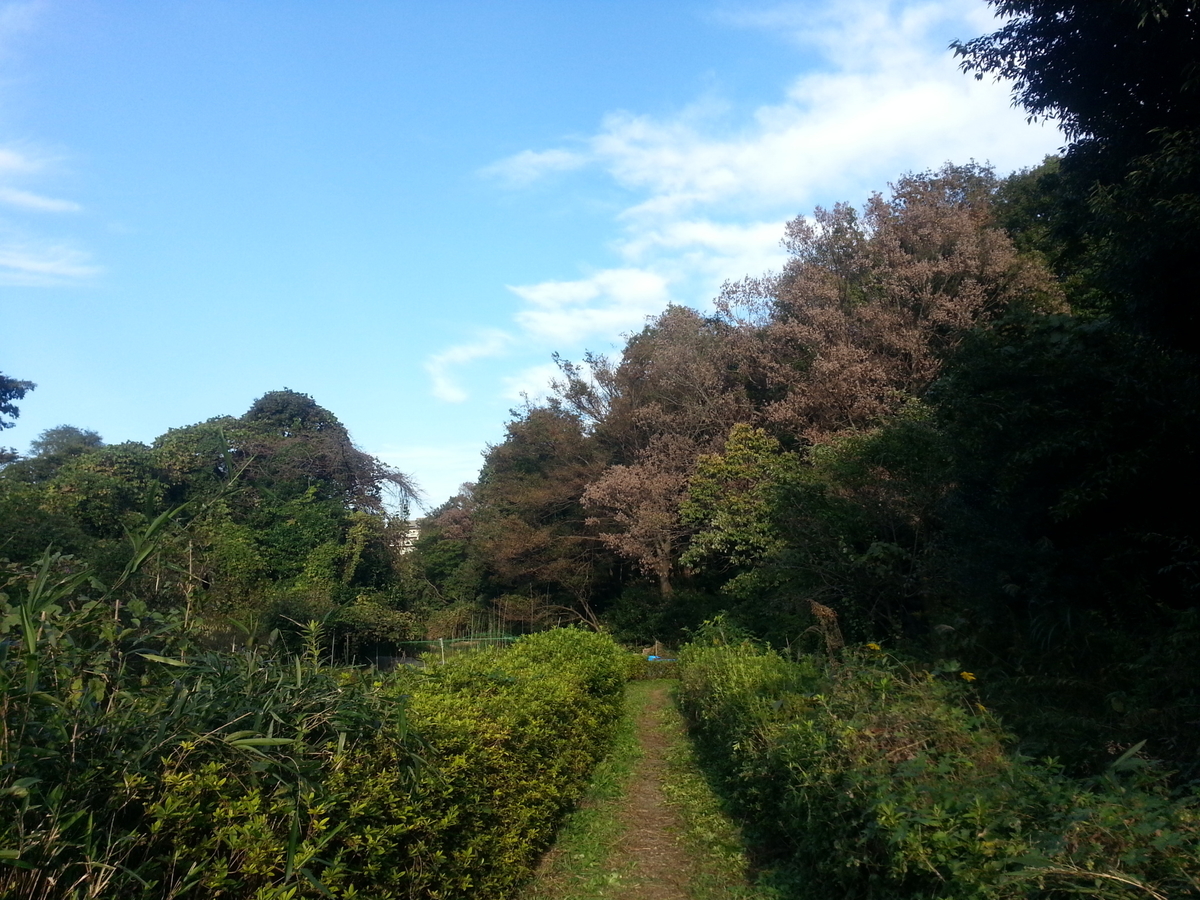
[676,627,1200,900]
[1,544,626,899]
[520,682,644,900]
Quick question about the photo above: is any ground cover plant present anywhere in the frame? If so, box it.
[521,681,645,900]
[676,627,1200,900]
[0,542,626,900]
[523,679,767,900]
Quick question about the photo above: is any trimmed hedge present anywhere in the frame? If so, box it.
[317,628,626,899]
[676,637,1200,900]
[2,607,625,900]
[623,651,679,680]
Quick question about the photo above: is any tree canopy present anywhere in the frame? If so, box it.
[0,372,34,431]
[952,0,1200,148]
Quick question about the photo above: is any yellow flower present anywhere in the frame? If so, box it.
[866,642,882,651]
[976,703,988,713]
[960,671,977,682]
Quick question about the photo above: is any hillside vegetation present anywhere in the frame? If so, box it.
[3,1,1200,896]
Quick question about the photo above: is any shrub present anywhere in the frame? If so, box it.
[677,637,1200,899]
[315,627,627,899]
[623,651,679,680]
[0,554,418,899]
[1,548,626,899]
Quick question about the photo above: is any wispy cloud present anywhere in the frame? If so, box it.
[0,186,81,212]
[0,147,42,174]
[616,218,786,280]
[2,3,91,282]
[424,329,513,403]
[1,127,91,286]
[0,240,99,285]
[510,267,671,344]
[437,0,1061,405]
[482,148,588,187]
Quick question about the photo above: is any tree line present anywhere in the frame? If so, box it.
[412,0,1200,775]
[4,0,1199,775]
[0,387,432,656]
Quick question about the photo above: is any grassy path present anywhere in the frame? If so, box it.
[523,680,770,900]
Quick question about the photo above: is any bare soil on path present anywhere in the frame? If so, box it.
[608,684,691,900]
[523,680,760,900]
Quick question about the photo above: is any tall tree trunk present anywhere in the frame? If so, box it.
[657,562,673,598]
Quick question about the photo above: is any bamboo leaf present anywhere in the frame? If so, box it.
[300,868,334,898]
[137,653,190,667]
[226,737,295,747]
[0,777,41,799]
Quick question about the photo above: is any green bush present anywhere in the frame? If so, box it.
[0,553,419,899]
[1,549,626,900]
[316,628,626,899]
[677,636,1200,899]
[623,651,679,680]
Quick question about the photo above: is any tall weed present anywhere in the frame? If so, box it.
[1,553,625,900]
[0,549,419,899]
[677,636,1200,899]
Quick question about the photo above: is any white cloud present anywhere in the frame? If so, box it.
[1,144,90,285]
[481,148,588,187]
[489,0,1057,222]
[0,186,81,212]
[0,147,41,174]
[509,267,672,344]
[617,218,787,279]
[571,56,1052,223]
[0,240,99,285]
[424,329,513,403]
[2,4,90,278]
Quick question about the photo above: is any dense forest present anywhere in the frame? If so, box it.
[3,1,1200,896]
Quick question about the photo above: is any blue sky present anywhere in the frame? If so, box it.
[0,0,1062,508]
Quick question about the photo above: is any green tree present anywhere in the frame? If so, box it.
[0,371,34,431]
[410,486,486,616]
[681,424,799,572]
[41,441,165,539]
[0,372,35,464]
[472,404,614,628]
[953,1,1200,148]
[3,425,105,483]
[954,0,1200,352]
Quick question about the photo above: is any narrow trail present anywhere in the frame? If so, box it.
[523,680,762,900]
[609,684,691,900]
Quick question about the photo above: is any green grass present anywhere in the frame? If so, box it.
[520,682,644,900]
[656,684,781,900]
[522,680,778,900]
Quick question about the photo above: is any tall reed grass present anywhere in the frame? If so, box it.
[1,546,421,899]
[2,532,626,899]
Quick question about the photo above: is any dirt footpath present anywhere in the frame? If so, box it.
[609,684,691,900]
[522,680,759,900]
